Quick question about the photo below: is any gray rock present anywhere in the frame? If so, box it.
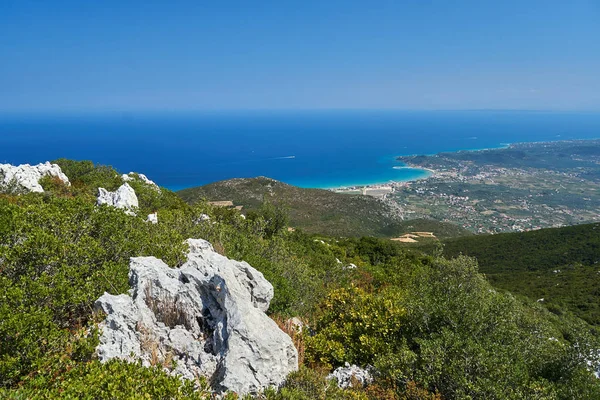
[0,162,70,193]
[327,363,374,389]
[95,239,298,395]
[97,183,139,214]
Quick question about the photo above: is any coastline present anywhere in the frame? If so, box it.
[325,143,509,192]
[325,138,599,194]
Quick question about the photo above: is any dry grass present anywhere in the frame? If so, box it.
[273,316,306,367]
[212,241,226,256]
[144,283,191,329]
[136,321,175,370]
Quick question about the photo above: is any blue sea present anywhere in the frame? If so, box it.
[1,110,600,191]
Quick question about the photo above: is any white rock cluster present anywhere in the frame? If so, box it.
[327,363,374,389]
[95,239,298,395]
[122,172,159,190]
[97,183,139,215]
[0,162,70,193]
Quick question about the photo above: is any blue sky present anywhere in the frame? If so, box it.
[1,0,599,112]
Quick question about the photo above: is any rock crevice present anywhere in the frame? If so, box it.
[95,239,298,395]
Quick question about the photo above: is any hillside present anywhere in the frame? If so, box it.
[177,177,470,238]
[2,161,600,398]
[424,223,600,325]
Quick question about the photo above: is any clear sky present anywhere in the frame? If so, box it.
[1,0,599,112]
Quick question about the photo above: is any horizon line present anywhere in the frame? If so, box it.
[2,107,600,116]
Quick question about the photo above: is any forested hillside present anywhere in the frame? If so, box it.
[1,161,599,399]
[426,223,600,325]
[177,177,470,238]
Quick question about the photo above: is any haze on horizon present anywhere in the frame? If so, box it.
[1,0,599,113]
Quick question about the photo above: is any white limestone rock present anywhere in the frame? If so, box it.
[327,363,374,389]
[0,162,70,193]
[95,239,298,395]
[146,213,158,224]
[122,172,159,190]
[97,183,139,214]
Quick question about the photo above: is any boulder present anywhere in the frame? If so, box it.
[95,239,298,395]
[97,183,139,214]
[327,363,374,389]
[0,162,70,193]
[146,213,158,224]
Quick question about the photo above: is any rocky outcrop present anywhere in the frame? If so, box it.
[95,239,298,395]
[0,162,70,193]
[122,172,159,190]
[327,363,373,389]
[97,183,139,214]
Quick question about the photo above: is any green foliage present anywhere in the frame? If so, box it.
[125,173,188,215]
[178,177,470,238]
[52,158,123,198]
[2,359,211,399]
[265,367,368,400]
[0,194,190,385]
[308,255,600,399]
[429,222,600,325]
[439,223,600,273]
[2,159,600,399]
[247,201,289,238]
[0,169,353,387]
[307,286,405,367]
[379,218,473,239]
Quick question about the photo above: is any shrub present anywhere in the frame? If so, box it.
[2,359,211,399]
[307,255,600,399]
[306,286,405,367]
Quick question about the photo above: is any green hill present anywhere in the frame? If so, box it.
[177,177,470,238]
[430,223,600,325]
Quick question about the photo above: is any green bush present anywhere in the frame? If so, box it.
[308,256,600,399]
[307,286,405,367]
[2,359,211,399]
[265,367,368,400]
[52,159,124,198]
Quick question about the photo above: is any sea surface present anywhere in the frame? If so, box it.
[1,110,600,191]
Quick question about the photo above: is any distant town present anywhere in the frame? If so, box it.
[333,140,600,234]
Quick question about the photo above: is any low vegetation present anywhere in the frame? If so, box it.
[1,160,599,399]
[177,177,470,238]
[419,223,600,326]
